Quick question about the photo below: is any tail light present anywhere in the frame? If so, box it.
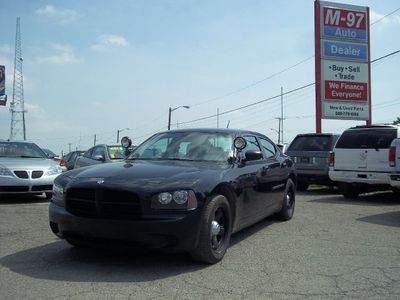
[59,159,67,167]
[389,146,396,167]
[328,151,335,167]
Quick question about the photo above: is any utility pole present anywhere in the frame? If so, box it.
[93,134,97,146]
[9,17,27,141]
[281,87,284,144]
[217,108,219,128]
[68,143,72,153]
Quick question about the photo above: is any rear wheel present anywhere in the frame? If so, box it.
[340,183,359,198]
[277,179,296,221]
[392,188,400,197]
[65,237,87,248]
[45,192,52,200]
[190,194,232,264]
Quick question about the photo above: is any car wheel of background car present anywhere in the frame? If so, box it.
[339,183,359,199]
[45,192,52,200]
[277,178,296,221]
[297,182,309,191]
[190,194,232,264]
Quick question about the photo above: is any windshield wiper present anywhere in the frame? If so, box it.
[17,155,44,158]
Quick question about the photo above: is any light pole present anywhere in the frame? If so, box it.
[168,106,190,130]
[116,128,130,143]
[270,128,280,144]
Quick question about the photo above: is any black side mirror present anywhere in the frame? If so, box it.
[93,154,105,162]
[244,150,263,161]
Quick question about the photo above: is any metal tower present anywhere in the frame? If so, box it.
[10,17,27,141]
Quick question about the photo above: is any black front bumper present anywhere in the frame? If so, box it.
[49,203,202,251]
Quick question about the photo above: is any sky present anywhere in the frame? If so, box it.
[0,0,399,155]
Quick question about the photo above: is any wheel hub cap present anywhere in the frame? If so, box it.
[211,220,220,235]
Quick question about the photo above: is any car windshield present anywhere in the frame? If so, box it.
[43,148,56,157]
[128,131,234,162]
[0,141,47,158]
[107,146,126,160]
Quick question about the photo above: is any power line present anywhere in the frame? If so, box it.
[371,7,400,25]
[371,50,400,63]
[191,55,314,107]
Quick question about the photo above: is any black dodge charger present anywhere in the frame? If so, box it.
[49,128,296,263]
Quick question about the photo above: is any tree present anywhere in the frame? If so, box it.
[393,117,400,125]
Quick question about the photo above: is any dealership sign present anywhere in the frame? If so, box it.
[315,1,371,128]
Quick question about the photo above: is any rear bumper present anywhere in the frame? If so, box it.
[49,203,202,251]
[329,170,390,185]
[390,174,400,189]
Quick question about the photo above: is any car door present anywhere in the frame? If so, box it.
[237,135,277,226]
[257,137,287,206]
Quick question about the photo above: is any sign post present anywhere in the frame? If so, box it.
[315,0,371,132]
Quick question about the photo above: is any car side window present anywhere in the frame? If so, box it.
[91,146,105,159]
[243,135,263,159]
[259,138,276,158]
[83,148,93,158]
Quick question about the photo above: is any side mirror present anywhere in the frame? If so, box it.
[244,150,263,161]
[93,154,105,162]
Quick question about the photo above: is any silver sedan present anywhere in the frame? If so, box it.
[0,140,62,198]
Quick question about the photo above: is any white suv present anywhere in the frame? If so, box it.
[329,125,399,198]
[389,137,400,193]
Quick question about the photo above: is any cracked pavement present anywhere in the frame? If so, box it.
[1,190,399,299]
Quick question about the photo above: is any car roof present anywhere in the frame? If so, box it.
[293,133,339,137]
[348,124,399,130]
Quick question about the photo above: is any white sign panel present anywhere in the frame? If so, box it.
[323,102,368,120]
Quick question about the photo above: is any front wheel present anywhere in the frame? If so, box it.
[277,178,296,221]
[190,194,232,264]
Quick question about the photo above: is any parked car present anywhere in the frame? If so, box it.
[74,144,126,169]
[285,133,339,190]
[49,128,296,263]
[0,140,63,198]
[60,150,85,171]
[329,125,400,198]
[389,137,400,194]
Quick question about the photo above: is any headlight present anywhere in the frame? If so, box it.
[51,183,65,207]
[46,165,62,176]
[0,165,14,177]
[152,190,197,210]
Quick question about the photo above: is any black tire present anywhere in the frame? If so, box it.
[277,178,296,221]
[297,182,309,191]
[65,237,87,248]
[190,194,232,264]
[45,192,52,200]
[339,183,359,198]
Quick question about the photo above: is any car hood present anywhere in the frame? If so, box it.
[0,157,58,169]
[64,159,231,191]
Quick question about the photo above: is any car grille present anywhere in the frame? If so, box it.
[66,188,141,220]
[31,185,53,191]
[14,171,29,178]
[32,171,44,178]
[0,186,29,192]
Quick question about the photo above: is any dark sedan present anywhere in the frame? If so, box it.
[49,129,296,263]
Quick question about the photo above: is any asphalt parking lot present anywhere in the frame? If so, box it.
[1,189,399,300]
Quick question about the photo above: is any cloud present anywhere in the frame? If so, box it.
[36,44,81,65]
[370,10,400,25]
[35,5,81,25]
[90,34,130,51]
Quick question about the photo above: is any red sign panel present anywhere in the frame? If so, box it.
[323,7,367,29]
[324,80,368,101]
